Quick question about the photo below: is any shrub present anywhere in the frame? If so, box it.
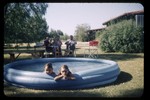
[100,19,144,53]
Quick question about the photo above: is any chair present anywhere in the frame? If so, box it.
[64,49,76,57]
[84,40,99,58]
[44,45,62,58]
[54,46,62,57]
[64,45,76,57]
[44,46,53,58]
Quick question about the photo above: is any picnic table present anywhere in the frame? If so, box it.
[4,49,45,62]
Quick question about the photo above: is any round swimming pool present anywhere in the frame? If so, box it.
[4,58,120,90]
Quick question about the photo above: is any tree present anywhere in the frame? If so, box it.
[48,29,64,39]
[74,23,91,41]
[60,33,69,40]
[4,3,49,44]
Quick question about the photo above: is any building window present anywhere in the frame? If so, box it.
[135,15,144,28]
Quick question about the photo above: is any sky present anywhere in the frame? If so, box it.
[44,3,144,35]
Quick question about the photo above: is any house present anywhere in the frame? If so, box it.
[102,10,144,28]
[86,27,105,41]
[87,27,105,33]
[85,10,144,41]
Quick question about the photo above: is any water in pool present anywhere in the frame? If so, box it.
[12,61,110,73]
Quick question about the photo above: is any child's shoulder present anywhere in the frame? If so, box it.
[68,71,73,75]
[52,72,56,75]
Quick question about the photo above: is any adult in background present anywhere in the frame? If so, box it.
[44,37,53,53]
[65,35,77,56]
[52,37,62,57]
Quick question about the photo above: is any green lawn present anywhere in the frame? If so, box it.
[3,49,144,97]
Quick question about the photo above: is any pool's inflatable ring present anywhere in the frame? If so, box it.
[4,58,120,90]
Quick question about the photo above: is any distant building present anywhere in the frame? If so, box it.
[86,10,144,41]
[87,28,105,33]
[102,10,144,28]
[86,27,105,41]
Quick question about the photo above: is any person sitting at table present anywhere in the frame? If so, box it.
[43,37,53,52]
[52,37,62,57]
[64,35,77,56]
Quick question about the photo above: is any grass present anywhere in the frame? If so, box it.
[3,46,144,97]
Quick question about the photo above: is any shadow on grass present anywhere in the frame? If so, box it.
[4,53,143,65]
[113,71,133,85]
[119,88,144,97]
[98,53,143,61]
[77,53,143,61]
[3,57,32,65]
[86,71,133,89]
[4,89,103,97]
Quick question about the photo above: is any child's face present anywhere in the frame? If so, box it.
[61,68,68,75]
[45,66,53,74]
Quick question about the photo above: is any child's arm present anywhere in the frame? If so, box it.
[68,73,76,80]
[69,76,76,80]
[54,74,63,81]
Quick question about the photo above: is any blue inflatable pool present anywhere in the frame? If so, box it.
[4,58,120,90]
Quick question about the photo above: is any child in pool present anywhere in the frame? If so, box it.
[54,65,76,81]
[44,62,56,76]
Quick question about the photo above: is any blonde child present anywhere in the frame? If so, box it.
[54,65,75,81]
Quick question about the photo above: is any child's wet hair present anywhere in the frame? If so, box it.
[61,65,69,70]
[45,62,53,69]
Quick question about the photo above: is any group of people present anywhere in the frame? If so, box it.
[43,36,62,57]
[44,62,75,80]
[43,35,77,57]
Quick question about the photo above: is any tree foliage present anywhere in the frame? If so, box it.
[60,33,69,40]
[4,3,49,44]
[74,23,91,41]
[48,29,64,39]
[100,19,144,53]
